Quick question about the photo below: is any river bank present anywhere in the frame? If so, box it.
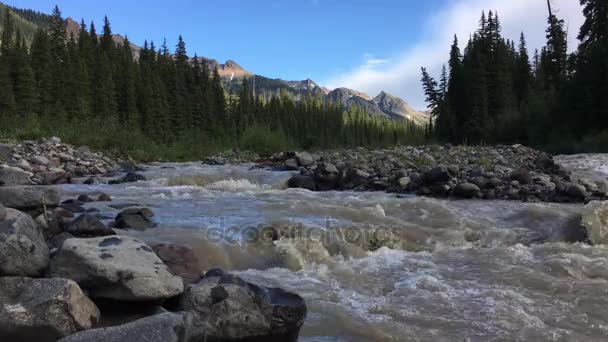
[207,145,608,204]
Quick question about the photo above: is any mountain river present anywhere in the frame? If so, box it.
[57,154,608,342]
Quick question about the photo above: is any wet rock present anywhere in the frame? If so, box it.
[66,214,115,237]
[0,209,49,276]
[0,277,100,342]
[0,186,60,210]
[453,183,481,199]
[180,273,306,342]
[151,243,203,285]
[115,208,156,230]
[0,204,5,222]
[98,193,112,202]
[287,175,315,191]
[77,194,95,203]
[581,201,608,244]
[0,166,31,185]
[109,172,146,185]
[58,312,189,342]
[60,202,86,213]
[49,236,184,301]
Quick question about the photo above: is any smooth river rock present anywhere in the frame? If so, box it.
[180,271,307,342]
[0,277,100,342]
[0,186,60,210]
[0,166,31,185]
[0,208,49,276]
[58,312,190,342]
[49,236,184,301]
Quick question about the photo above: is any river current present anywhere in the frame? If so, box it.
[58,154,608,342]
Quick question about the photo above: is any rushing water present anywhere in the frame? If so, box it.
[58,156,608,342]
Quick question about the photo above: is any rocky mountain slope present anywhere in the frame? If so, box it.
[3,2,429,125]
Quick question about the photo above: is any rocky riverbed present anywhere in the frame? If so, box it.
[2,141,608,341]
[253,145,607,203]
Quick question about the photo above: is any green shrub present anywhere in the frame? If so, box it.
[240,125,290,156]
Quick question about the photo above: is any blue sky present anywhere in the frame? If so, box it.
[7,0,585,109]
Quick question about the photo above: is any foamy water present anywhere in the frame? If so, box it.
[58,156,608,341]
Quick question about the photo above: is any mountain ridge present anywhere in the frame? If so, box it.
[3,3,429,125]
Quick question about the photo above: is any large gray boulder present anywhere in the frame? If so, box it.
[58,312,189,342]
[180,271,306,342]
[0,277,100,342]
[582,201,608,244]
[0,166,31,185]
[49,236,184,301]
[0,186,60,210]
[0,209,49,276]
[295,151,314,167]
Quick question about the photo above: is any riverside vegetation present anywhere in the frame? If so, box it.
[0,5,426,161]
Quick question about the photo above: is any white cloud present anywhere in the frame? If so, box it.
[323,0,585,110]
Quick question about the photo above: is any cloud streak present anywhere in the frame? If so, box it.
[323,0,585,110]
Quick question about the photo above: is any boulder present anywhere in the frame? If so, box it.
[58,312,190,342]
[424,166,450,184]
[49,232,75,249]
[0,209,49,276]
[109,172,146,185]
[287,175,315,191]
[567,183,588,200]
[66,214,115,237]
[98,193,112,201]
[0,277,100,342]
[151,243,203,285]
[35,210,63,239]
[48,236,184,301]
[77,194,95,203]
[114,208,156,230]
[510,167,532,185]
[284,159,299,171]
[0,167,31,185]
[31,155,50,166]
[180,272,306,342]
[453,183,481,199]
[295,152,314,167]
[0,186,60,210]
[581,201,608,245]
